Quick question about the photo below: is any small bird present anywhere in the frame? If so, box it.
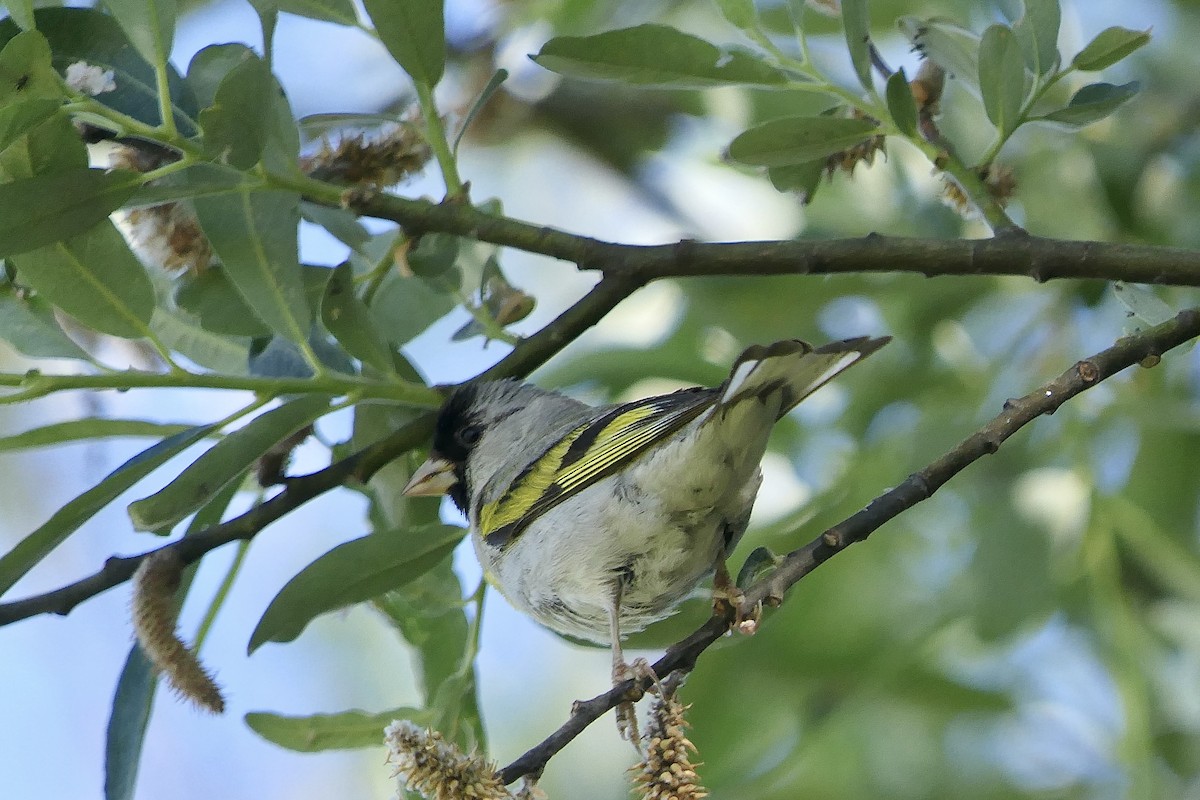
[404,336,888,733]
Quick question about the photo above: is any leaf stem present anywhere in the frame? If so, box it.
[414,81,465,200]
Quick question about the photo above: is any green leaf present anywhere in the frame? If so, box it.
[898,17,982,90]
[1037,81,1139,127]
[0,283,91,360]
[0,168,142,258]
[186,43,255,109]
[0,419,196,452]
[0,99,62,153]
[149,307,251,374]
[104,646,155,800]
[361,0,445,86]
[1113,280,1174,327]
[714,0,758,31]
[885,68,918,137]
[248,523,466,652]
[245,708,430,752]
[188,166,311,344]
[0,110,87,181]
[1071,26,1151,71]
[198,52,273,169]
[277,0,358,25]
[127,395,332,532]
[12,219,155,340]
[0,31,63,104]
[103,0,176,69]
[368,272,456,346]
[534,24,789,88]
[767,160,825,202]
[978,24,1026,137]
[175,268,272,338]
[1013,0,1061,75]
[5,1,34,31]
[841,0,873,91]
[727,115,879,167]
[322,262,395,373]
[0,424,214,596]
[0,8,199,132]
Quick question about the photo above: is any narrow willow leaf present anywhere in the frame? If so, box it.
[248,523,466,652]
[0,419,196,452]
[1037,81,1139,127]
[103,0,176,69]
[0,424,214,596]
[978,24,1026,137]
[452,68,507,155]
[898,17,982,90]
[1013,0,1061,75]
[0,8,199,132]
[0,31,62,103]
[885,68,918,137]
[728,115,879,167]
[0,169,142,258]
[1071,26,1151,71]
[0,284,91,360]
[149,307,251,375]
[188,166,310,343]
[322,262,394,373]
[841,0,873,90]
[105,646,155,800]
[12,219,155,340]
[767,160,825,202]
[534,24,789,88]
[127,395,332,532]
[105,481,239,800]
[245,708,431,752]
[361,0,445,86]
[198,53,273,169]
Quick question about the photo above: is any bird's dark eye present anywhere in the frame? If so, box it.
[457,425,482,446]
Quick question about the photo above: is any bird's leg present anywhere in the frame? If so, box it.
[609,577,651,747]
[713,554,759,634]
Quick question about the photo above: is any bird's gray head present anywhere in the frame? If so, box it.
[427,379,586,513]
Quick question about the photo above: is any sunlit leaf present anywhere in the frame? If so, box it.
[1072,25,1151,71]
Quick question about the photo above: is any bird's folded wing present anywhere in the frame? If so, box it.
[478,388,715,548]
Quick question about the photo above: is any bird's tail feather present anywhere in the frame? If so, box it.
[718,336,890,418]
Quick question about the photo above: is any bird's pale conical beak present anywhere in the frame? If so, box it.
[402,456,457,497]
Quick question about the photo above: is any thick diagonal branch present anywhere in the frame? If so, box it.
[496,306,1200,784]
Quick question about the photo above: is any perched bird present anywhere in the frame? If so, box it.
[404,336,888,733]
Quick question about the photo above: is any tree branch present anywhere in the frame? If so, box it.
[496,306,1200,784]
[344,192,1200,287]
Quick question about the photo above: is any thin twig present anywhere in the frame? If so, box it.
[496,306,1200,784]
